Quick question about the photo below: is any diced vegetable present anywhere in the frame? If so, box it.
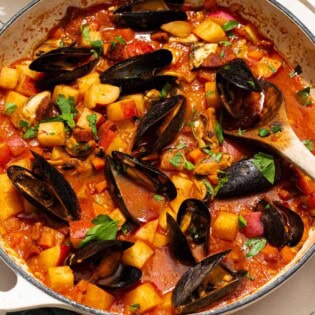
[122,240,154,269]
[213,211,239,241]
[15,74,38,97]
[0,67,19,89]
[38,245,70,271]
[37,122,66,146]
[109,208,126,227]
[47,266,74,291]
[135,219,158,245]
[208,10,236,25]
[205,81,221,108]
[106,99,139,121]
[193,18,226,42]
[38,226,65,248]
[0,143,11,167]
[240,212,264,238]
[154,232,169,247]
[81,30,102,47]
[254,56,282,78]
[76,108,103,130]
[77,72,100,94]
[105,135,128,155]
[158,208,176,230]
[121,93,145,116]
[0,173,24,220]
[4,91,28,127]
[84,83,120,108]
[7,136,27,156]
[70,220,93,248]
[161,21,192,38]
[124,283,162,314]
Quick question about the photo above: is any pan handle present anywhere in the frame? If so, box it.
[0,264,71,313]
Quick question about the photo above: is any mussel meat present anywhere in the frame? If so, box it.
[257,200,304,248]
[29,47,98,87]
[132,95,186,156]
[172,250,246,314]
[100,49,177,94]
[113,0,187,31]
[7,151,80,222]
[68,240,142,290]
[216,154,281,199]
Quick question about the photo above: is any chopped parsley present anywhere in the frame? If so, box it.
[78,215,118,248]
[206,90,214,97]
[243,238,267,258]
[160,82,172,98]
[303,139,313,151]
[176,142,186,150]
[252,152,276,184]
[238,215,248,229]
[218,40,232,46]
[258,128,271,137]
[267,64,277,73]
[247,80,256,90]
[222,20,239,32]
[130,304,141,313]
[19,120,29,129]
[296,87,312,106]
[215,121,224,144]
[121,222,132,235]
[81,24,103,55]
[238,128,246,136]
[169,152,195,171]
[202,147,222,162]
[289,64,302,78]
[153,194,165,202]
[87,114,97,136]
[23,125,39,139]
[110,36,126,49]
[4,103,17,116]
[219,51,225,59]
[202,179,214,196]
[271,123,283,133]
[245,272,255,281]
[56,94,77,129]
[213,174,228,195]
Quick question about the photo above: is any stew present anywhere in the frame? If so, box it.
[0,1,314,314]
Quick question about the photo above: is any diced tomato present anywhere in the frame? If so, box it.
[7,136,27,157]
[240,212,264,238]
[98,121,117,151]
[122,101,139,119]
[306,193,315,208]
[297,173,315,195]
[70,220,93,248]
[124,39,154,58]
[0,142,11,166]
[17,75,39,97]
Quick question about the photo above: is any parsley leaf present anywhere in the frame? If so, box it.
[203,179,214,196]
[303,139,313,151]
[238,128,246,136]
[213,174,228,196]
[121,222,132,235]
[296,87,312,106]
[219,51,225,59]
[176,142,186,150]
[218,40,232,46]
[258,128,271,137]
[271,124,282,133]
[222,20,239,32]
[289,64,302,78]
[169,152,184,168]
[267,64,276,73]
[206,90,214,97]
[81,25,90,41]
[78,215,118,248]
[153,194,165,202]
[238,214,248,228]
[4,103,17,116]
[160,82,172,98]
[114,36,126,45]
[247,80,256,89]
[56,94,77,115]
[19,120,29,129]
[23,124,39,139]
[252,152,275,184]
[87,114,97,136]
[184,160,195,171]
[245,272,255,281]
[215,121,224,144]
[130,304,141,313]
[244,238,267,258]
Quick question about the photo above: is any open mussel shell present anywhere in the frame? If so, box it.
[172,250,246,314]
[31,151,81,221]
[113,1,187,30]
[257,200,304,248]
[177,199,210,253]
[216,155,281,199]
[29,47,98,86]
[132,95,186,156]
[100,49,176,94]
[112,151,177,200]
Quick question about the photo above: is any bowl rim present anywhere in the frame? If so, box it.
[0,1,314,314]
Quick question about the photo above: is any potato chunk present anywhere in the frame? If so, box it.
[213,211,238,241]
[0,67,19,89]
[84,83,120,108]
[47,266,74,291]
[193,18,226,42]
[37,122,66,147]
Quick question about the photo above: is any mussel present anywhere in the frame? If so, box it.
[172,250,246,314]
[7,151,80,223]
[100,49,177,94]
[168,199,211,265]
[68,240,142,290]
[257,200,304,248]
[105,152,177,225]
[29,47,98,87]
[132,95,186,156]
[113,0,187,31]
[217,59,283,130]
[216,154,281,199]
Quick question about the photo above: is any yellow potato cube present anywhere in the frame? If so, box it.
[38,245,64,271]
[8,158,31,169]
[77,72,100,94]
[0,67,19,89]
[47,266,74,291]
[122,241,154,269]
[153,232,169,247]
[109,208,126,227]
[106,99,138,121]
[213,211,239,241]
[0,174,24,220]
[169,190,187,214]
[205,81,221,109]
[135,219,158,245]
[121,94,145,116]
[161,21,192,38]
[15,60,43,79]
[52,85,79,104]
[158,207,176,230]
[105,135,128,155]
[76,108,103,130]
[193,18,226,42]
[4,91,28,127]
[37,122,66,147]
[84,83,120,108]
[124,283,162,314]
[82,283,114,310]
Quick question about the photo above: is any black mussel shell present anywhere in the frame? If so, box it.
[258,200,304,248]
[31,151,81,221]
[167,213,196,266]
[29,47,98,86]
[97,263,142,290]
[172,250,246,314]
[100,49,176,94]
[113,1,187,30]
[7,165,70,222]
[105,156,141,225]
[177,199,211,254]
[68,240,133,266]
[216,155,281,199]
[112,151,177,200]
[132,95,186,156]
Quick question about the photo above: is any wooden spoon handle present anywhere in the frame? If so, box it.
[275,128,315,180]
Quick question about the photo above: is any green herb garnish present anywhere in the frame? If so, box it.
[303,139,313,151]
[169,152,184,168]
[289,64,302,78]
[4,103,17,116]
[238,128,246,136]
[19,120,29,129]
[238,215,248,228]
[160,82,172,98]
[87,114,97,136]
[252,152,275,184]
[271,124,282,133]
[153,194,165,202]
[218,40,232,46]
[244,238,267,258]
[23,124,39,139]
[258,128,271,137]
[222,20,239,32]
[130,304,141,313]
[215,121,224,144]
[296,87,312,106]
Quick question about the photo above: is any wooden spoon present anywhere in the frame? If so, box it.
[223,81,315,180]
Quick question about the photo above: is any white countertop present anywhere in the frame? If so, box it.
[0,1,314,314]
